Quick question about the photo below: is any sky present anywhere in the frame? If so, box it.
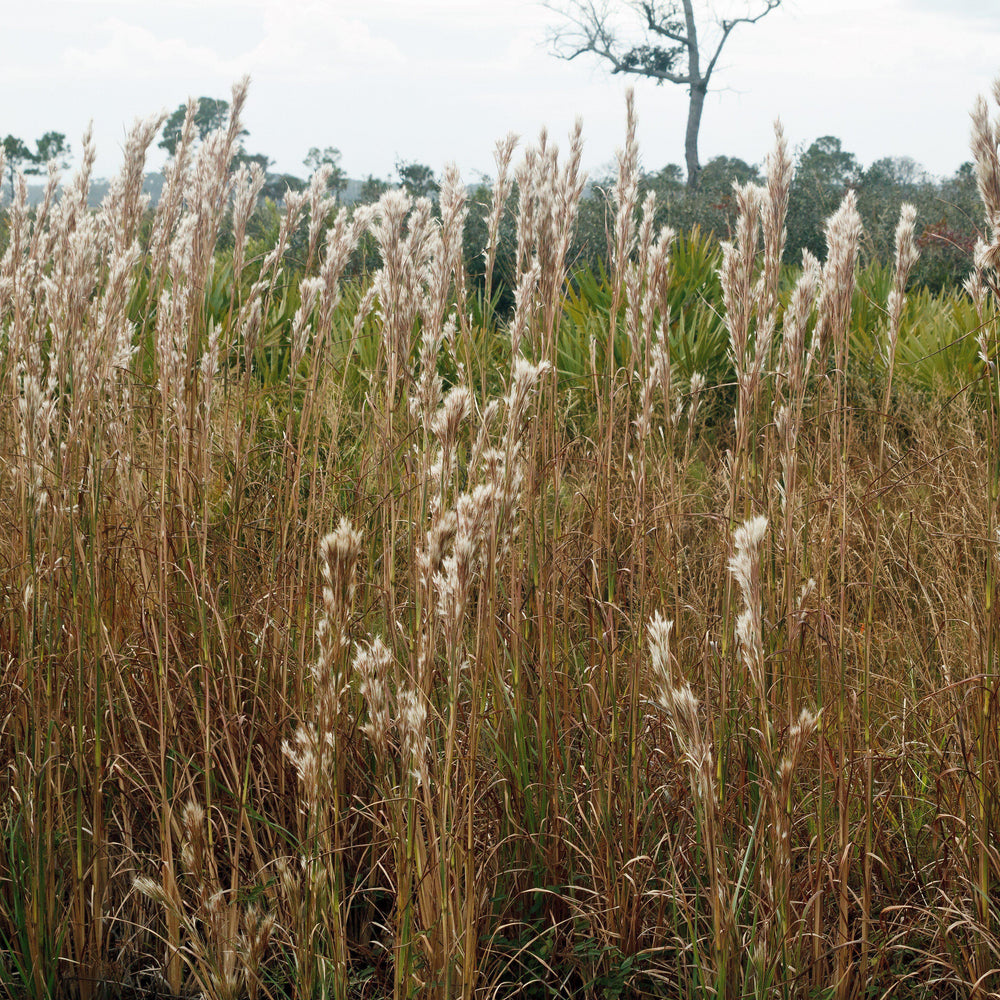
[4,0,1000,185]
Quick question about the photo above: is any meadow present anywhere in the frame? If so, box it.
[3,77,1000,999]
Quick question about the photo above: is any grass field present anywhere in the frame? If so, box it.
[4,78,1000,999]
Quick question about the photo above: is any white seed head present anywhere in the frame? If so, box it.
[431,385,472,446]
[398,687,428,782]
[646,610,675,692]
[733,515,768,553]
[134,875,170,906]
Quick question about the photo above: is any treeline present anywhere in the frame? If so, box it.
[176,134,986,328]
[4,93,984,296]
[578,137,980,293]
[355,136,981,297]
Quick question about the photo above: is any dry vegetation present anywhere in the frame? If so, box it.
[5,76,1000,1000]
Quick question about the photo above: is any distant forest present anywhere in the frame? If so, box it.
[7,131,982,293]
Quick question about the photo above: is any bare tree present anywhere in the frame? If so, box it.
[546,1,782,189]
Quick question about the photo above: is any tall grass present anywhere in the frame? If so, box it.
[3,77,1000,1000]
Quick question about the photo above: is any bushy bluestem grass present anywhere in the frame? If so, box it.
[2,78,1000,1000]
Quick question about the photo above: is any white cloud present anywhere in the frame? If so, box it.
[359,0,551,29]
[244,0,404,81]
[58,7,403,86]
[903,0,1000,22]
[63,18,233,79]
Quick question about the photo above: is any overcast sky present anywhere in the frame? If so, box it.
[5,0,1000,184]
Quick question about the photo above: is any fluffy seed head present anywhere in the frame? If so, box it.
[646,611,675,694]
[398,687,428,783]
[431,385,472,447]
[354,636,394,752]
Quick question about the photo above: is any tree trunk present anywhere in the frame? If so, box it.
[685,81,706,190]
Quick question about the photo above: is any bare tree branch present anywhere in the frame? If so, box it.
[545,0,692,84]
[544,0,783,188]
[705,1,782,82]
[638,1,688,46]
